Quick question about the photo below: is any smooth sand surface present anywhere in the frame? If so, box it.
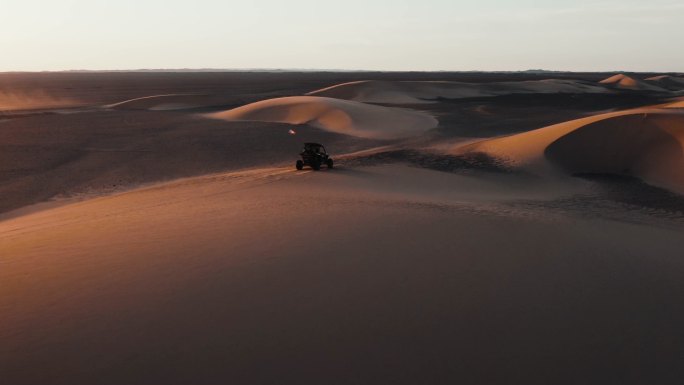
[3,164,684,385]
[308,79,610,104]
[460,108,684,193]
[208,96,438,139]
[545,113,684,193]
[665,99,684,108]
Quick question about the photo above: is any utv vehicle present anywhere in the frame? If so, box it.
[296,142,334,171]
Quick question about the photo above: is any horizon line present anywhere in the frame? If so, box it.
[2,68,683,75]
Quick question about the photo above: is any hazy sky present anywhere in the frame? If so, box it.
[2,0,683,71]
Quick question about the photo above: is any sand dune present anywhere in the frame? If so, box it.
[545,113,684,191]
[106,93,238,110]
[599,74,665,92]
[460,109,684,193]
[208,96,438,139]
[3,163,684,385]
[307,79,609,104]
[665,99,684,108]
[645,75,684,91]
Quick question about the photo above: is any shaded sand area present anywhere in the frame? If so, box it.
[3,164,684,385]
[460,108,684,194]
[0,110,379,215]
[3,71,684,384]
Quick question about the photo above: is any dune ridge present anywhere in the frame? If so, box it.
[105,93,240,110]
[665,100,684,108]
[459,109,684,193]
[208,96,438,139]
[599,74,665,92]
[645,75,684,91]
[307,79,610,104]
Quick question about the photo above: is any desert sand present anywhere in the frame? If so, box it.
[208,96,438,139]
[308,79,610,104]
[2,71,684,385]
[459,108,684,193]
[645,75,684,90]
[665,99,684,108]
[599,73,666,92]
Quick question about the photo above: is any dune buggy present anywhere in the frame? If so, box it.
[296,143,334,171]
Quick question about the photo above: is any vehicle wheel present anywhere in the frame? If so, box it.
[296,160,303,170]
[312,161,321,171]
[327,159,334,169]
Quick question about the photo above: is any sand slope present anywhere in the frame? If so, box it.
[599,74,665,92]
[0,109,381,216]
[3,164,684,385]
[208,96,438,139]
[106,93,244,111]
[665,99,684,108]
[307,80,609,104]
[106,94,208,110]
[461,109,684,193]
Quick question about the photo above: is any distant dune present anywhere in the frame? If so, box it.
[0,89,79,111]
[106,94,207,110]
[208,96,438,139]
[105,93,246,110]
[645,75,684,91]
[599,74,665,92]
[461,109,684,194]
[307,79,610,104]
